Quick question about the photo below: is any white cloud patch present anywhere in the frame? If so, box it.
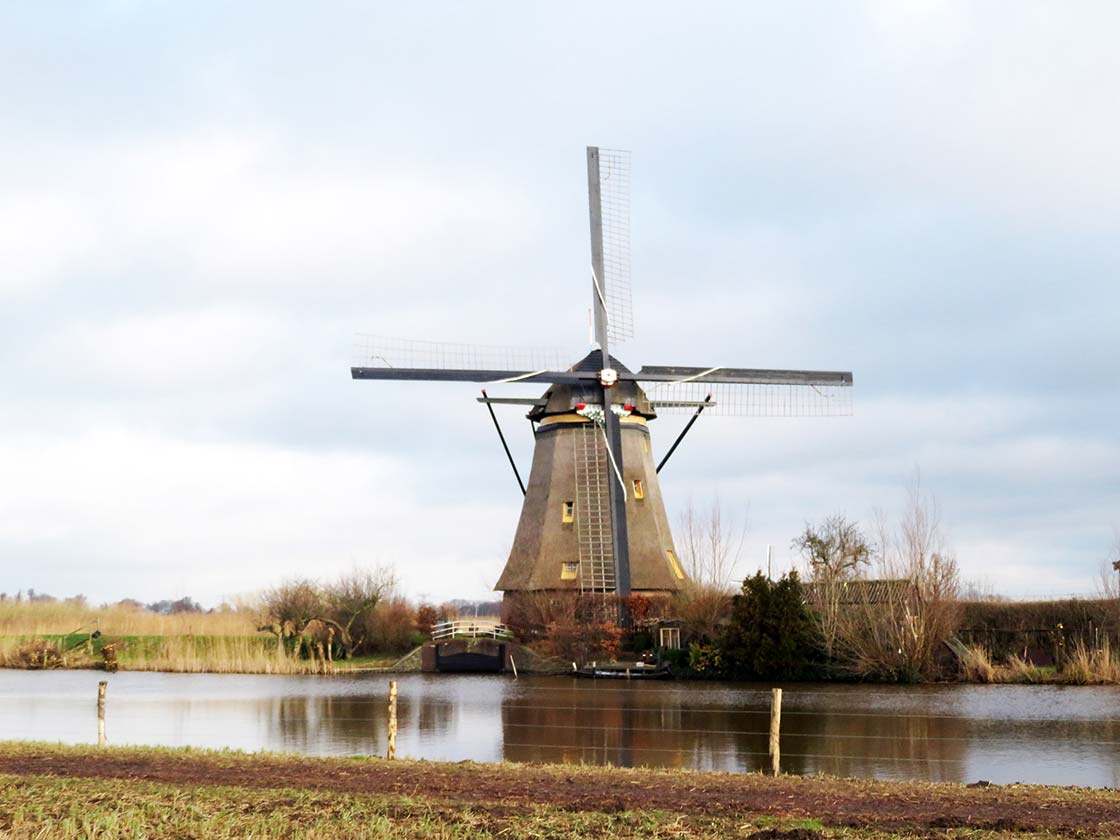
[0,429,508,604]
[1,3,1118,604]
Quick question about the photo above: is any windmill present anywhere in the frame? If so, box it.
[352,147,853,613]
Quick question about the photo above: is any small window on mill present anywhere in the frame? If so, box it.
[666,549,685,580]
[560,562,579,581]
[632,479,645,500]
[561,501,575,523]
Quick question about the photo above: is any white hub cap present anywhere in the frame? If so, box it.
[599,367,618,387]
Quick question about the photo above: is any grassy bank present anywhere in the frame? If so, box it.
[959,640,1120,685]
[0,601,410,674]
[0,634,404,674]
[1,742,1118,839]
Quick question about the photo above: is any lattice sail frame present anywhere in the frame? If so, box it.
[645,380,853,417]
[596,148,633,344]
[354,335,568,372]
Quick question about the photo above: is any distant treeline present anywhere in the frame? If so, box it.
[0,591,209,616]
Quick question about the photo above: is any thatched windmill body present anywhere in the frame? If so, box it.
[352,148,853,609]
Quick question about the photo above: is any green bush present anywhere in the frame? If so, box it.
[719,570,818,680]
[660,648,689,670]
[688,643,724,673]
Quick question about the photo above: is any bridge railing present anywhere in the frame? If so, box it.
[431,619,514,641]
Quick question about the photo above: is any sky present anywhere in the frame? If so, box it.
[1,2,1118,606]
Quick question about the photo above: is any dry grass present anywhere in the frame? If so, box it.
[1058,639,1120,685]
[128,636,324,675]
[0,638,74,670]
[955,643,1119,685]
[1001,655,1049,684]
[958,644,995,683]
[0,634,326,675]
[0,600,256,637]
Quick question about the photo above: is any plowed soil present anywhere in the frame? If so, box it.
[2,743,1117,837]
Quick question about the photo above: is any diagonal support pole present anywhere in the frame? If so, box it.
[481,389,526,496]
[656,393,712,474]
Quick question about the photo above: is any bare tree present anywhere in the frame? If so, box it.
[259,579,324,641]
[324,566,398,656]
[795,514,873,661]
[259,566,398,659]
[831,473,961,681]
[676,496,746,590]
[1097,526,1120,600]
[673,498,746,642]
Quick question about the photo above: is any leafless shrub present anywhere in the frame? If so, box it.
[830,474,961,682]
[677,497,746,590]
[324,566,398,656]
[503,592,624,661]
[3,639,67,669]
[672,498,744,642]
[259,566,399,658]
[259,579,323,639]
[361,594,416,654]
[1098,527,1120,602]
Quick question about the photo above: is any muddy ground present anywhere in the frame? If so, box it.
[1,743,1117,837]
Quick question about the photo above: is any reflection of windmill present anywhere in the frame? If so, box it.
[352,147,853,610]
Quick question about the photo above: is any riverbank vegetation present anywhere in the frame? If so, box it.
[3,742,1119,839]
[0,568,476,674]
[666,478,1120,685]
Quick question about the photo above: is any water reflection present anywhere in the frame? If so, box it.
[1,671,1117,787]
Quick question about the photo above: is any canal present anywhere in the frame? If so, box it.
[2,671,1117,787]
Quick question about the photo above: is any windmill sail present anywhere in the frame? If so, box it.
[636,367,851,418]
[355,335,568,372]
[645,381,852,416]
[590,148,633,344]
[636,365,853,417]
[351,335,586,383]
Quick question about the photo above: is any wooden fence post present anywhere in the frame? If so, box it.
[387,680,398,760]
[769,687,782,776]
[97,681,107,747]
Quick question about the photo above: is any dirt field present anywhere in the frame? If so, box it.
[1,742,1117,838]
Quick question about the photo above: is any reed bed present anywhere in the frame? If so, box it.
[1002,654,1049,684]
[957,643,996,683]
[0,600,257,637]
[959,642,1119,685]
[1060,639,1120,685]
[0,634,326,674]
[129,636,323,675]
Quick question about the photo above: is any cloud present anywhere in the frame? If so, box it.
[1,3,1118,604]
[0,428,517,604]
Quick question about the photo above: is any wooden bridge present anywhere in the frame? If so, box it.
[430,619,513,642]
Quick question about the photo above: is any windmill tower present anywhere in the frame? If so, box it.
[352,147,853,613]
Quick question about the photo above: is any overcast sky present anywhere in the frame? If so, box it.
[2,2,1118,606]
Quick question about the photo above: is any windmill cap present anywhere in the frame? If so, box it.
[528,350,655,421]
[568,349,633,375]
